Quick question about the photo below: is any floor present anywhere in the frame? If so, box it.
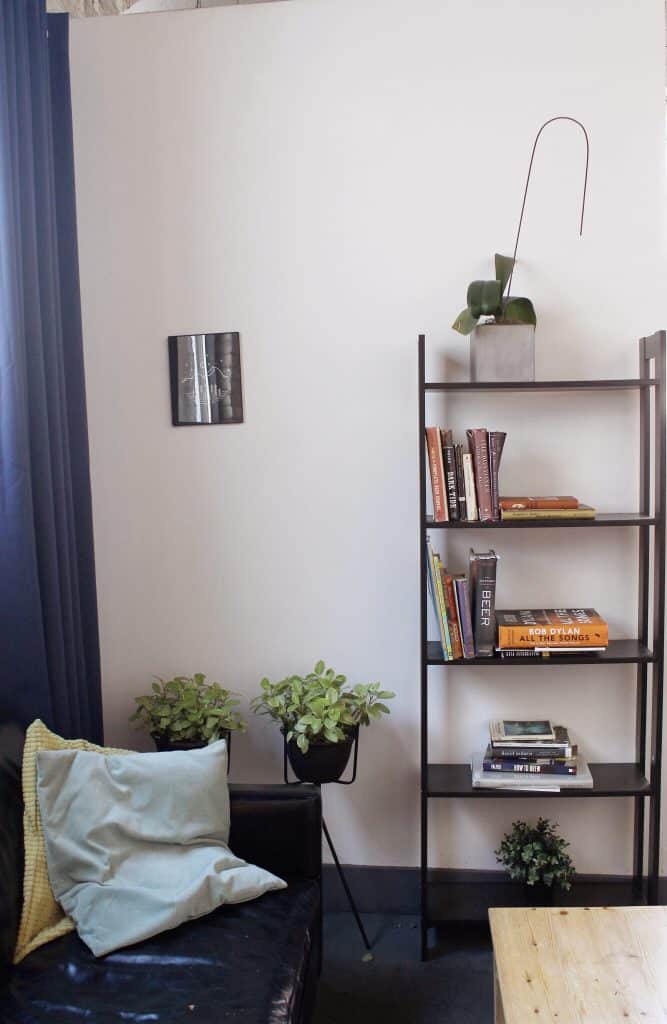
[313,914,493,1024]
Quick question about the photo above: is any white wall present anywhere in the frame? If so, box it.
[69,0,666,872]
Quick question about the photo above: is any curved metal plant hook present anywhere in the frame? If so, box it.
[507,115,589,297]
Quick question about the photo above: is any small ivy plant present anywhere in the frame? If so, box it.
[495,818,575,890]
[130,673,246,744]
[250,661,395,754]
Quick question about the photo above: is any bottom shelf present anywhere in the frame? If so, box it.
[426,877,647,925]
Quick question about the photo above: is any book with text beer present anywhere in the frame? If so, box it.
[496,608,608,649]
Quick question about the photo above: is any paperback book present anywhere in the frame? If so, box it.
[496,609,609,649]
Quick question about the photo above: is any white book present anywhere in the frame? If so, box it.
[470,752,594,790]
[463,453,478,521]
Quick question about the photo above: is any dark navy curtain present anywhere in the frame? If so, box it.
[0,2,103,742]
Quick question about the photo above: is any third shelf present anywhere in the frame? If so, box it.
[426,639,655,666]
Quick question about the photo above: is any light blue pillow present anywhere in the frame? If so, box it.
[36,740,286,957]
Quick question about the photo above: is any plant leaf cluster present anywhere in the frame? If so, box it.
[495,817,575,890]
[131,673,246,743]
[250,661,395,753]
[452,253,537,335]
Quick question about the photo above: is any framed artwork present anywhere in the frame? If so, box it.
[168,332,243,426]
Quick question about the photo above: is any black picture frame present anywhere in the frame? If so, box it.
[168,332,243,426]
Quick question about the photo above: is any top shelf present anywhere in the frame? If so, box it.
[424,379,657,393]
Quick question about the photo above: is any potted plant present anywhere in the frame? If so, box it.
[495,817,575,905]
[250,661,395,784]
[130,673,246,758]
[452,253,536,383]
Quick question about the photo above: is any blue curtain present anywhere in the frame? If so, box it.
[0,2,103,742]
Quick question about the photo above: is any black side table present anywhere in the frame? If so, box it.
[283,732,371,952]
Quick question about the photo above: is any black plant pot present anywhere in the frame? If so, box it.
[286,731,355,784]
[523,882,556,907]
[151,729,232,768]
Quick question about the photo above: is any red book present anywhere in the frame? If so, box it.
[425,427,448,522]
[441,570,463,660]
[499,496,579,511]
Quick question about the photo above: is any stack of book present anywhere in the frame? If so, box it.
[500,496,596,521]
[426,542,498,660]
[471,719,594,790]
[425,427,506,523]
[496,608,609,660]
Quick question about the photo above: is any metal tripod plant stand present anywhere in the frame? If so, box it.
[283,729,372,952]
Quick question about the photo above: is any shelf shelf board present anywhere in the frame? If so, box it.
[425,877,646,925]
[424,379,657,392]
[426,639,655,667]
[426,762,651,798]
[424,513,658,529]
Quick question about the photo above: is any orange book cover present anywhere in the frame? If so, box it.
[441,570,463,660]
[425,427,448,522]
[499,496,579,511]
[497,608,608,649]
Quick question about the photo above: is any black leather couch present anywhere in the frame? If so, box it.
[0,724,322,1024]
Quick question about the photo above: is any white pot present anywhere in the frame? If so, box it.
[470,323,535,382]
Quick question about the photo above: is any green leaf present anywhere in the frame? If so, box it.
[314,661,325,675]
[499,296,536,326]
[467,279,502,318]
[494,253,515,295]
[451,308,479,335]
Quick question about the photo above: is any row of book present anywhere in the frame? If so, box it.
[500,495,596,521]
[425,426,505,522]
[426,542,498,660]
[471,719,593,790]
[427,538,609,661]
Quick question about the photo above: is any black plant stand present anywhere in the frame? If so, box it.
[283,732,371,952]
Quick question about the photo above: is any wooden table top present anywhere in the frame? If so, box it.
[489,905,667,1023]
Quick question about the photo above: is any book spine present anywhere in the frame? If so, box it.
[433,556,453,660]
[470,549,497,657]
[454,577,476,660]
[491,744,574,758]
[442,571,463,660]
[426,541,451,660]
[462,453,478,521]
[497,626,609,649]
[442,440,459,521]
[425,428,448,522]
[501,507,595,520]
[483,760,576,775]
[500,496,580,511]
[205,335,221,423]
[488,431,506,521]
[455,444,467,519]
[497,649,543,659]
[466,429,493,522]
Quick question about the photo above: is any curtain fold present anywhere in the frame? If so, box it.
[0,2,103,742]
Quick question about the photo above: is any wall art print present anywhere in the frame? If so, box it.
[168,332,243,426]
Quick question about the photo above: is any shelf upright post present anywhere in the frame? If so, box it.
[647,331,666,903]
[418,335,429,960]
[634,337,651,894]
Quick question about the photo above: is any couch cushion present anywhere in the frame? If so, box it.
[1,880,319,1024]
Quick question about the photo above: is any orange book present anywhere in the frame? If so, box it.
[496,609,608,649]
[499,496,579,511]
[441,569,463,660]
[425,427,448,522]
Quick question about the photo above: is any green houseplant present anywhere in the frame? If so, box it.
[495,818,575,903]
[131,673,246,756]
[250,661,395,783]
[452,253,536,337]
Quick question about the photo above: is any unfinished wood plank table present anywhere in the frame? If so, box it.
[489,906,667,1024]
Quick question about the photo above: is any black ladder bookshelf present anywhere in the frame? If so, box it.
[418,332,666,961]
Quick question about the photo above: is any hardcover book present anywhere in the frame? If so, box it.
[442,438,459,521]
[441,569,463,660]
[426,540,452,659]
[469,549,497,657]
[462,453,478,521]
[455,443,467,520]
[501,505,596,521]
[490,719,555,743]
[425,427,447,522]
[466,428,493,522]
[496,609,609,649]
[454,575,476,660]
[499,496,580,511]
[488,431,506,521]
[471,753,593,789]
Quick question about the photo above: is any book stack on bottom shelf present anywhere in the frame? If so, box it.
[472,720,594,791]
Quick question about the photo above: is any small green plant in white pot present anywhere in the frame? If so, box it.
[130,674,246,759]
[251,661,395,783]
[453,253,536,383]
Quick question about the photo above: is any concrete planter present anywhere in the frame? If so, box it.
[470,323,535,382]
